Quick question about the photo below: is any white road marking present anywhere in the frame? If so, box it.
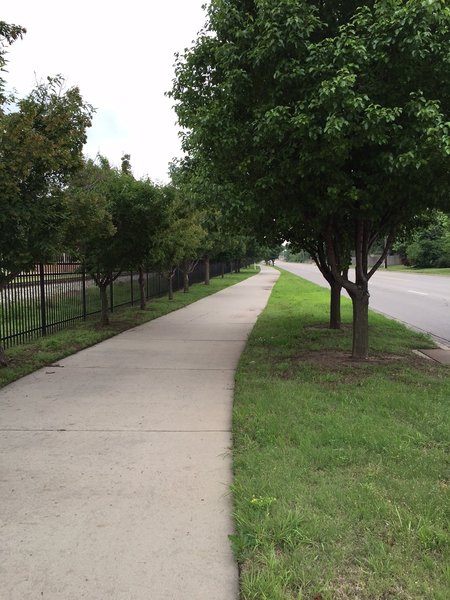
[407,290,429,296]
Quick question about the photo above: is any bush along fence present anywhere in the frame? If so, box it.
[0,259,237,350]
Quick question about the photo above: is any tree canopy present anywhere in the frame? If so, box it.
[1,14,93,306]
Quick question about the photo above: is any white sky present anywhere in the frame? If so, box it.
[2,0,208,183]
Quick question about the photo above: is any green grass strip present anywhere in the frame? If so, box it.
[387,265,450,276]
[232,268,449,600]
[0,268,258,389]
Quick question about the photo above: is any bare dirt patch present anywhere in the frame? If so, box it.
[304,324,352,332]
[274,350,439,384]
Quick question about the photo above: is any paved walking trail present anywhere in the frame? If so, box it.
[0,266,279,600]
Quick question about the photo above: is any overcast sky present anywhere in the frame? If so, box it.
[3,0,208,183]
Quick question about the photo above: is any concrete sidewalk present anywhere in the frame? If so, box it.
[0,266,279,600]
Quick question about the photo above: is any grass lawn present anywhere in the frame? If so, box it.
[0,267,258,389]
[387,265,450,276]
[232,269,449,599]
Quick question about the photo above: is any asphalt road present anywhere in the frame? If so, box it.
[279,262,450,347]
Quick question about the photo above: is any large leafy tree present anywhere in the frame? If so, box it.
[0,23,92,365]
[172,0,450,358]
[0,78,93,286]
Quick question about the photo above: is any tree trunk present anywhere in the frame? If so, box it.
[329,281,342,330]
[99,284,110,326]
[183,271,189,293]
[168,276,174,300]
[138,267,146,310]
[204,256,210,285]
[0,344,8,367]
[221,261,225,278]
[350,287,370,359]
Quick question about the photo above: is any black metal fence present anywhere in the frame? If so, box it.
[0,260,233,350]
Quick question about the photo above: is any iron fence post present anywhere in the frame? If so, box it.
[39,263,47,336]
[82,266,87,320]
[110,274,114,313]
[130,271,134,305]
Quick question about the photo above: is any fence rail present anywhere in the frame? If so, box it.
[0,260,232,350]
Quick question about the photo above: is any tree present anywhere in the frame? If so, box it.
[261,244,283,265]
[0,23,92,365]
[132,180,169,308]
[288,1,450,356]
[171,0,450,358]
[151,189,205,299]
[0,76,93,285]
[64,158,126,325]
[170,159,239,286]
[115,156,168,309]
[66,157,169,323]
[0,77,93,287]
[178,213,205,293]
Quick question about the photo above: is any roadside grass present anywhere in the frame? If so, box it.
[232,269,449,600]
[0,267,258,389]
[387,265,450,276]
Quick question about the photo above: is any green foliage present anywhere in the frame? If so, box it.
[0,24,93,291]
[261,244,283,265]
[405,212,450,268]
[169,159,259,266]
[152,189,206,279]
[66,157,167,275]
[282,245,310,263]
[407,239,444,268]
[0,21,26,100]
[64,156,171,320]
[393,210,450,268]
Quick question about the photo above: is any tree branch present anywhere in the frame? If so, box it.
[368,231,396,279]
